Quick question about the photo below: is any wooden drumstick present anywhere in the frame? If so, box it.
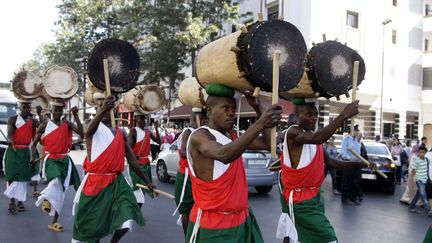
[103,59,116,128]
[271,50,281,158]
[350,61,359,136]
[195,114,201,127]
[348,148,388,179]
[252,87,261,97]
[136,184,175,200]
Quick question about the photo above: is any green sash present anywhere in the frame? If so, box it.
[174,171,194,214]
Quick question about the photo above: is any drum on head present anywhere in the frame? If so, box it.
[84,89,97,107]
[178,77,207,107]
[306,41,366,98]
[43,66,79,99]
[31,95,49,115]
[195,20,307,92]
[11,71,43,99]
[87,38,140,93]
[123,85,166,114]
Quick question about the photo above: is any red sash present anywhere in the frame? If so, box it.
[13,118,34,146]
[178,150,188,174]
[132,129,150,164]
[42,122,72,159]
[82,128,125,196]
[281,144,324,204]
[189,131,249,229]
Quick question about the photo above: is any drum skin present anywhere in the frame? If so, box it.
[87,38,140,93]
[43,66,79,99]
[12,71,43,99]
[123,85,166,114]
[307,41,366,98]
[84,89,96,107]
[178,77,207,107]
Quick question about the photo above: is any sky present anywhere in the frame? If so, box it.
[0,0,60,83]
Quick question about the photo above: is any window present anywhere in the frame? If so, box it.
[393,0,397,6]
[267,5,279,20]
[383,123,395,138]
[426,39,430,52]
[346,11,359,28]
[426,4,432,16]
[406,124,415,139]
[392,30,397,44]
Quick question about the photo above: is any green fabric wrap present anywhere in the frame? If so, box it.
[44,156,81,191]
[73,174,144,242]
[4,147,38,181]
[423,225,432,243]
[129,163,153,198]
[205,83,235,98]
[174,171,194,214]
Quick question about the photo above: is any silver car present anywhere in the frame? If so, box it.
[155,144,278,194]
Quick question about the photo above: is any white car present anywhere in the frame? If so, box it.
[155,143,278,194]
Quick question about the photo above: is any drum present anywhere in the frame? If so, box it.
[43,66,79,99]
[31,95,49,115]
[84,89,96,106]
[195,19,307,92]
[87,78,101,93]
[178,77,207,107]
[87,38,140,93]
[279,72,317,99]
[306,41,366,98]
[123,85,166,114]
[11,71,43,99]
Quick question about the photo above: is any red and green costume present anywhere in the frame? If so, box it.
[4,115,38,202]
[35,120,81,216]
[72,124,144,242]
[174,128,194,218]
[278,132,337,243]
[185,127,263,243]
[423,225,432,243]
[129,127,153,201]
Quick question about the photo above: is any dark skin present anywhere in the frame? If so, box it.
[31,105,83,225]
[128,115,161,154]
[85,96,157,243]
[189,94,282,182]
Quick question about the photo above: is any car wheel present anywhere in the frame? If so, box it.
[156,160,170,183]
[255,185,273,195]
[386,183,396,195]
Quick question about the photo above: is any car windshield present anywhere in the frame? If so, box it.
[0,103,17,124]
[365,144,389,156]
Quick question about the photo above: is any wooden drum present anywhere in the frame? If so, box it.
[11,71,43,99]
[178,77,207,107]
[43,66,79,99]
[84,89,97,106]
[195,20,307,92]
[123,85,166,114]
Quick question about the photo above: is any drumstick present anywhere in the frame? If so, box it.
[271,50,281,158]
[195,114,201,127]
[103,59,116,128]
[136,184,175,200]
[350,61,359,136]
[64,107,92,112]
[0,129,15,151]
[252,87,261,97]
[348,148,388,179]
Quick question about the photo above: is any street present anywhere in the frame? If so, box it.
[0,150,430,243]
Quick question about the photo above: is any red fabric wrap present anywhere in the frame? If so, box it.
[42,122,72,159]
[13,118,34,146]
[189,131,249,229]
[281,144,324,204]
[132,129,150,164]
[82,128,125,196]
[178,150,188,174]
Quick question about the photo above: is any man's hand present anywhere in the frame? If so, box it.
[341,100,360,120]
[145,183,159,197]
[102,96,115,112]
[244,92,260,108]
[36,105,43,115]
[71,106,79,116]
[256,104,283,129]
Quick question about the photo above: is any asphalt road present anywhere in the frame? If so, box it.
[0,150,430,243]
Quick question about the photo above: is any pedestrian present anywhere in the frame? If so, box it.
[33,103,82,232]
[391,138,404,185]
[408,146,432,217]
[323,136,340,195]
[356,132,368,202]
[277,98,370,243]
[72,95,156,243]
[150,123,161,161]
[340,125,362,205]
[3,100,40,214]
[173,108,206,236]
[186,84,280,242]
[127,112,161,207]
[400,145,419,205]
[420,136,428,151]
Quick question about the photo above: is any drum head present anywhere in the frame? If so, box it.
[12,71,43,99]
[43,66,78,99]
[236,20,307,92]
[31,95,49,115]
[307,41,366,98]
[135,85,166,114]
[87,38,140,93]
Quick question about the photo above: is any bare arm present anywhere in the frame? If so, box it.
[6,116,16,144]
[31,121,47,162]
[128,128,137,148]
[324,150,365,170]
[180,129,192,158]
[69,107,84,138]
[85,96,114,139]
[290,100,359,145]
[245,95,274,151]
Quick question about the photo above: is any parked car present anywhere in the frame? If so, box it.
[71,132,85,150]
[155,144,278,194]
[361,141,397,194]
[0,90,18,174]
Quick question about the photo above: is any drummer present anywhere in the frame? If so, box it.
[186,83,282,242]
[33,101,83,232]
[72,94,156,243]
[173,107,206,235]
[3,99,39,214]
[128,111,161,207]
[276,98,373,243]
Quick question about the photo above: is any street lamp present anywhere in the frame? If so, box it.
[379,18,392,138]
